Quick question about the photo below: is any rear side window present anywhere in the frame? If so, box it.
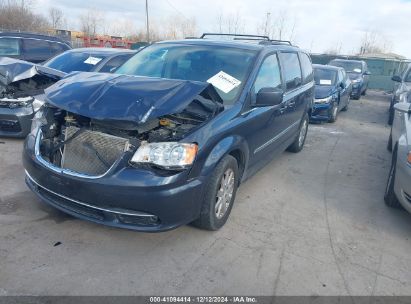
[0,38,20,56]
[22,39,52,61]
[98,54,134,73]
[299,53,313,84]
[405,70,411,82]
[279,52,302,91]
[253,54,282,93]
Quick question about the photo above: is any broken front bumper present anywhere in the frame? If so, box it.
[310,103,332,121]
[23,133,206,232]
[0,104,34,138]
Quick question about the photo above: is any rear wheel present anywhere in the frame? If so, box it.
[287,113,309,153]
[388,103,394,125]
[387,129,393,152]
[384,147,401,208]
[192,155,239,230]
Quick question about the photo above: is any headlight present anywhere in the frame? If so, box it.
[399,91,410,103]
[314,96,333,104]
[32,98,45,112]
[30,108,46,134]
[131,142,198,169]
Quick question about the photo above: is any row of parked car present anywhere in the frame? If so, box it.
[0,31,371,232]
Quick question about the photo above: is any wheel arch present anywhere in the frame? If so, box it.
[199,135,249,185]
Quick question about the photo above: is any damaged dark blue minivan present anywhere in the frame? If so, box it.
[23,34,314,231]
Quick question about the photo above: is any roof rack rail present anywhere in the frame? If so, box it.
[200,33,270,40]
[259,39,292,46]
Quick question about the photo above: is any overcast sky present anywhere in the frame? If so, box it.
[35,0,411,58]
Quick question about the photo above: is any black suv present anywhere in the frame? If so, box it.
[24,34,314,232]
[0,32,71,63]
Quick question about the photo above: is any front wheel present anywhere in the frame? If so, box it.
[287,113,309,153]
[387,129,393,152]
[192,155,239,230]
[341,97,350,112]
[384,148,401,208]
[328,102,338,123]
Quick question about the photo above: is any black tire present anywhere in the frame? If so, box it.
[328,102,338,123]
[341,98,349,112]
[192,155,239,230]
[387,129,393,152]
[384,147,401,208]
[362,88,367,96]
[388,106,394,125]
[287,113,309,153]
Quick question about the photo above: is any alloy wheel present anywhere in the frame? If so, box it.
[215,168,235,219]
[298,118,308,148]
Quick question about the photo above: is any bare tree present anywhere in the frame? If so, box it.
[256,10,297,42]
[48,7,63,29]
[109,19,137,38]
[214,12,245,34]
[0,0,49,32]
[359,30,392,54]
[79,9,104,37]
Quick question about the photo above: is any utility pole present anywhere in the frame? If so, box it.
[263,12,271,37]
[145,0,150,42]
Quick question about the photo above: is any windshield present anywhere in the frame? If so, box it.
[44,52,108,73]
[116,43,257,104]
[314,68,337,86]
[405,70,411,82]
[329,60,362,73]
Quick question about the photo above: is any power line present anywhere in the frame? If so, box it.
[163,0,212,33]
[164,0,190,21]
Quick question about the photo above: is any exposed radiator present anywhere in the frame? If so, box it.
[61,126,129,176]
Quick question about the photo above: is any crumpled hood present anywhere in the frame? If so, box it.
[0,57,66,87]
[44,72,222,126]
[315,85,336,99]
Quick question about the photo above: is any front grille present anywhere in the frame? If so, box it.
[0,119,21,132]
[61,126,129,176]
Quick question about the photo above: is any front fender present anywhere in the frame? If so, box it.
[195,135,249,182]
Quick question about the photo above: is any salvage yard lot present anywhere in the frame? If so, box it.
[1,91,411,295]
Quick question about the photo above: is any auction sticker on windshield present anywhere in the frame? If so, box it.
[84,56,103,65]
[320,79,332,85]
[207,71,241,94]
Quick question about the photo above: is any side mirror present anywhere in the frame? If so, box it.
[364,71,371,76]
[339,82,345,89]
[255,87,284,106]
[394,102,411,113]
[392,75,402,82]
